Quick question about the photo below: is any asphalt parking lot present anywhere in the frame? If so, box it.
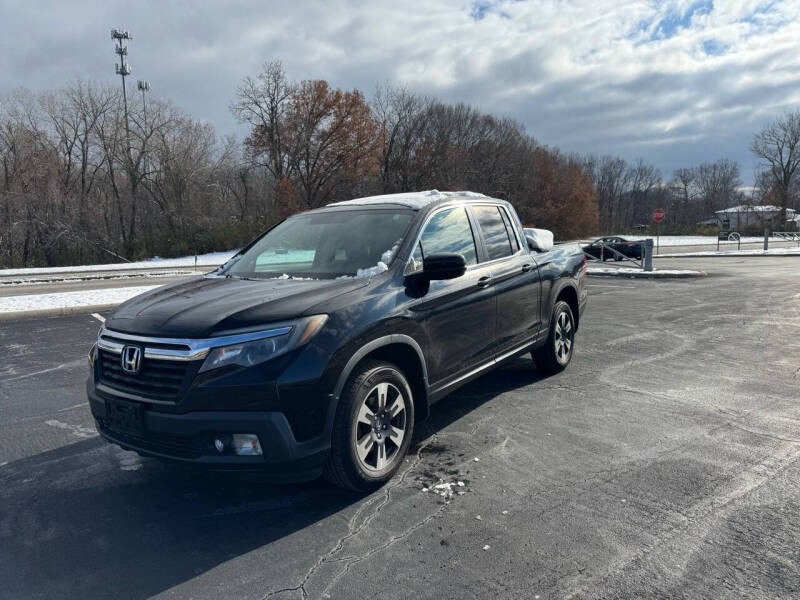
[1,256,799,600]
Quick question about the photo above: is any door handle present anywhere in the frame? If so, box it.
[521,263,533,272]
[477,275,493,288]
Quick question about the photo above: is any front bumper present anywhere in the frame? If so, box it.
[88,381,330,480]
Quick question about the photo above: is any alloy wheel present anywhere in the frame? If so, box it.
[554,311,573,364]
[352,382,407,472]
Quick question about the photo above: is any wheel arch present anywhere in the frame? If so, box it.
[330,335,430,426]
[554,282,580,330]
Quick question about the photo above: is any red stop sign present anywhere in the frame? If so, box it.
[653,208,665,222]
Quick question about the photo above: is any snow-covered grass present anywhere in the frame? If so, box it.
[0,285,159,314]
[0,251,236,277]
[658,247,800,257]
[575,235,788,247]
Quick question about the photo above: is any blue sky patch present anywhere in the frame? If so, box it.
[652,0,713,39]
[702,39,727,55]
[470,0,517,21]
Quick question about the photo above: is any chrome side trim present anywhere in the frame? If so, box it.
[432,338,538,395]
[98,326,294,362]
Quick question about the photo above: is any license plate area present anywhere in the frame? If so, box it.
[106,398,145,435]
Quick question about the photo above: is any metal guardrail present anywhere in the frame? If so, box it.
[584,239,654,271]
[774,232,800,245]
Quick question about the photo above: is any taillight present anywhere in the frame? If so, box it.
[627,243,634,247]
[583,254,587,272]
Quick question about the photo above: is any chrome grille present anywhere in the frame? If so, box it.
[98,349,190,400]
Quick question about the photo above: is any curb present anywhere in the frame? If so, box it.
[0,303,120,320]
[587,270,707,279]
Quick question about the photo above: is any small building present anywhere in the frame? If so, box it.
[703,205,798,230]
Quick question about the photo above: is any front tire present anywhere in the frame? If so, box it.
[532,300,575,374]
[324,360,415,492]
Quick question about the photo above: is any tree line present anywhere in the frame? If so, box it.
[1,61,797,268]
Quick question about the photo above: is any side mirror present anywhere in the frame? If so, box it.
[525,234,540,252]
[422,253,466,280]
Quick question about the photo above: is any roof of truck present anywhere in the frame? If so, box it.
[327,190,496,210]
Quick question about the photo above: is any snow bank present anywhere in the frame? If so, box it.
[587,266,705,277]
[0,285,159,314]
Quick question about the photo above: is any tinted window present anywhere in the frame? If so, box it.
[409,207,477,270]
[473,205,514,260]
[499,208,520,252]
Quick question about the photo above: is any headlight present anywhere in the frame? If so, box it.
[198,314,328,373]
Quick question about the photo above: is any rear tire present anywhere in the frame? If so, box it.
[323,360,414,492]
[532,300,575,374]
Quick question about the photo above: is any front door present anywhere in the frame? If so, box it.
[405,206,496,386]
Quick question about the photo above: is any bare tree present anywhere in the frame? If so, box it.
[231,61,295,182]
[695,159,740,216]
[750,111,800,224]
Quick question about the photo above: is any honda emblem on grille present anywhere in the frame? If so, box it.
[121,346,143,374]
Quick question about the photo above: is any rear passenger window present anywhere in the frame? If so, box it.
[499,208,519,252]
[473,206,515,260]
[409,207,478,271]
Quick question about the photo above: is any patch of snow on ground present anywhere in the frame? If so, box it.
[421,480,466,501]
[0,285,159,314]
[658,247,800,257]
[587,266,703,276]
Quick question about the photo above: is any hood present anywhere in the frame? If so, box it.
[104,275,369,338]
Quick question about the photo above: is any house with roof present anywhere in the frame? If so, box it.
[700,205,798,230]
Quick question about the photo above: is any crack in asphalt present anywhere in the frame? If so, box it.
[319,504,447,598]
[259,431,444,600]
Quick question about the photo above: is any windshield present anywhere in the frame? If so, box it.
[224,209,414,279]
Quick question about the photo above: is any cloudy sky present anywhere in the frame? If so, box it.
[1,0,798,183]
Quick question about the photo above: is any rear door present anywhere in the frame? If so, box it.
[470,204,542,356]
[405,206,496,386]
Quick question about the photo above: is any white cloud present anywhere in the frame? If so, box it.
[0,0,798,183]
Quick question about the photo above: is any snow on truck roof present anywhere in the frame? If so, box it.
[327,190,494,209]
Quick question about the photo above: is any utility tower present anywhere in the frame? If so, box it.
[111,29,133,152]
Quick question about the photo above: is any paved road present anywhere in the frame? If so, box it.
[1,256,799,599]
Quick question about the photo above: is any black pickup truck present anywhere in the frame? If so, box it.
[88,191,587,490]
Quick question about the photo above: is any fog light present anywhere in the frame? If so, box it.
[232,434,263,456]
[214,438,225,453]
